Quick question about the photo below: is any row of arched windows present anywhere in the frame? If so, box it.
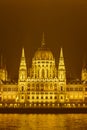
[27,96,58,100]
[27,83,58,91]
[21,85,64,92]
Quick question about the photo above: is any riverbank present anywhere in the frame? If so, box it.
[0,107,87,114]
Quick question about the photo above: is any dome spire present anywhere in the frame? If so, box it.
[41,32,45,46]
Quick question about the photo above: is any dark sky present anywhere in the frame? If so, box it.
[0,0,87,80]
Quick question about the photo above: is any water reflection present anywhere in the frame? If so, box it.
[0,114,87,130]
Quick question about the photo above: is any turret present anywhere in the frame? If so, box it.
[18,47,27,82]
[58,48,66,88]
[81,59,87,83]
[18,47,27,102]
[0,55,8,81]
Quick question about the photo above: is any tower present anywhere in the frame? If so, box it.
[18,47,27,102]
[58,48,66,102]
[81,57,87,83]
[0,55,8,81]
[18,47,27,81]
[58,48,66,85]
[31,33,56,79]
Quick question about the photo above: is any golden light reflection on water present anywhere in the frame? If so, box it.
[0,114,87,130]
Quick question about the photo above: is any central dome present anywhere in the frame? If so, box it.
[33,33,54,60]
[34,45,54,60]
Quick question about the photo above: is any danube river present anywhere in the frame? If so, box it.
[0,114,87,130]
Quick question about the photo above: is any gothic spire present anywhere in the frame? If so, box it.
[22,47,25,58]
[60,47,63,58]
[20,47,26,70]
[58,47,66,85]
[18,47,27,81]
[82,54,87,69]
[59,47,65,67]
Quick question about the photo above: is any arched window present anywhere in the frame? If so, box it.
[61,96,63,99]
[22,96,24,99]
[37,96,39,99]
[27,84,30,91]
[41,96,43,99]
[42,69,45,78]
[32,96,34,99]
[21,86,24,91]
[41,84,44,91]
[36,84,39,90]
[46,96,48,99]
[55,96,57,99]
[54,84,57,90]
[61,86,63,91]
[50,96,52,99]
[27,96,30,99]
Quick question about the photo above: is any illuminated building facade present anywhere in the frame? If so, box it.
[0,56,8,82]
[0,35,87,107]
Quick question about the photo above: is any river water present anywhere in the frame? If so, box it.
[0,114,87,130]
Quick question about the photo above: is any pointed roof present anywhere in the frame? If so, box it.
[60,47,63,58]
[22,47,25,58]
[58,47,65,67]
[20,47,26,70]
[20,47,26,65]
[82,54,87,69]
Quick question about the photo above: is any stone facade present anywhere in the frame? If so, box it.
[0,36,87,107]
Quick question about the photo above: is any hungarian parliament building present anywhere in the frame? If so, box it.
[0,35,87,108]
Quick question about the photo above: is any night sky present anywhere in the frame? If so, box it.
[0,0,87,80]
